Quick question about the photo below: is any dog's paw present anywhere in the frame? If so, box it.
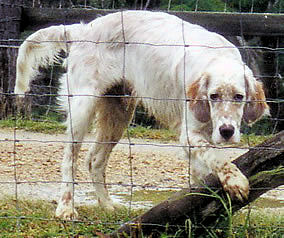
[97,198,124,211]
[55,202,78,220]
[217,162,249,202]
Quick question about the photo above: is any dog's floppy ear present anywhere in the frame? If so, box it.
[187,74,210,123]
[243,73,270,125]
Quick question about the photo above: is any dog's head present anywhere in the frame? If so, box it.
[187,58,269,144]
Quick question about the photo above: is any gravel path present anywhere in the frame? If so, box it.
[0,128,283,209]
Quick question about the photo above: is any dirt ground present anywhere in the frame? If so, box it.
[0,128,283,209]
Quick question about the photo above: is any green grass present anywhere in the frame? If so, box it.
[233,198,284,238]
[0,196,282,237]
[240,134,273,147]
[0,197,144,237]
[126,125,178,142]
[0,117,66,134]
[120,190,176,205]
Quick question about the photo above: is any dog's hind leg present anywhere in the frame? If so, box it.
[56,95,96,219]
[86,94,136,210]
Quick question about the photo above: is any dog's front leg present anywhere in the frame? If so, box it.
[181,133,249,201]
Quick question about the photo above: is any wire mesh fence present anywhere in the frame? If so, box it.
[0,0,284,237]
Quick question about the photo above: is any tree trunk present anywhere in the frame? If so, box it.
[0,0,22,118]
[106,131,284,237]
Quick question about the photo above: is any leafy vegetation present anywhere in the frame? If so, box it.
[160,0,230,12]
[23,0,284,13]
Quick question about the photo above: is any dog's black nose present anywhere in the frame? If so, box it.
[219,124,235,141]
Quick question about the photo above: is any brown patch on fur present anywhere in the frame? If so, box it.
[244,79,269,125]
[187,80,199,103]
[187,75,210,123]
[103,80,136,114]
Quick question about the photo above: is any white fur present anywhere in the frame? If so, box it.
[15,10,269,219]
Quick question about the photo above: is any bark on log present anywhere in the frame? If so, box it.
[106,131,284,237]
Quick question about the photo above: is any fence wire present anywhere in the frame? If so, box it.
[0,2,284,237]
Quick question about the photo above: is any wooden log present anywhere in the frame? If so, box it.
[106,131,284,237]
[21,8,284,36]
[21,8,116,30]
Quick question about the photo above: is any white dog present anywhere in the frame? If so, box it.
[15,10,269,219]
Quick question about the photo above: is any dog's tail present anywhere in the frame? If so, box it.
[14,23,82,96]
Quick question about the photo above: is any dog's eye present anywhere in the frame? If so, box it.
[234,94,244,101]
[210,94,219,101]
